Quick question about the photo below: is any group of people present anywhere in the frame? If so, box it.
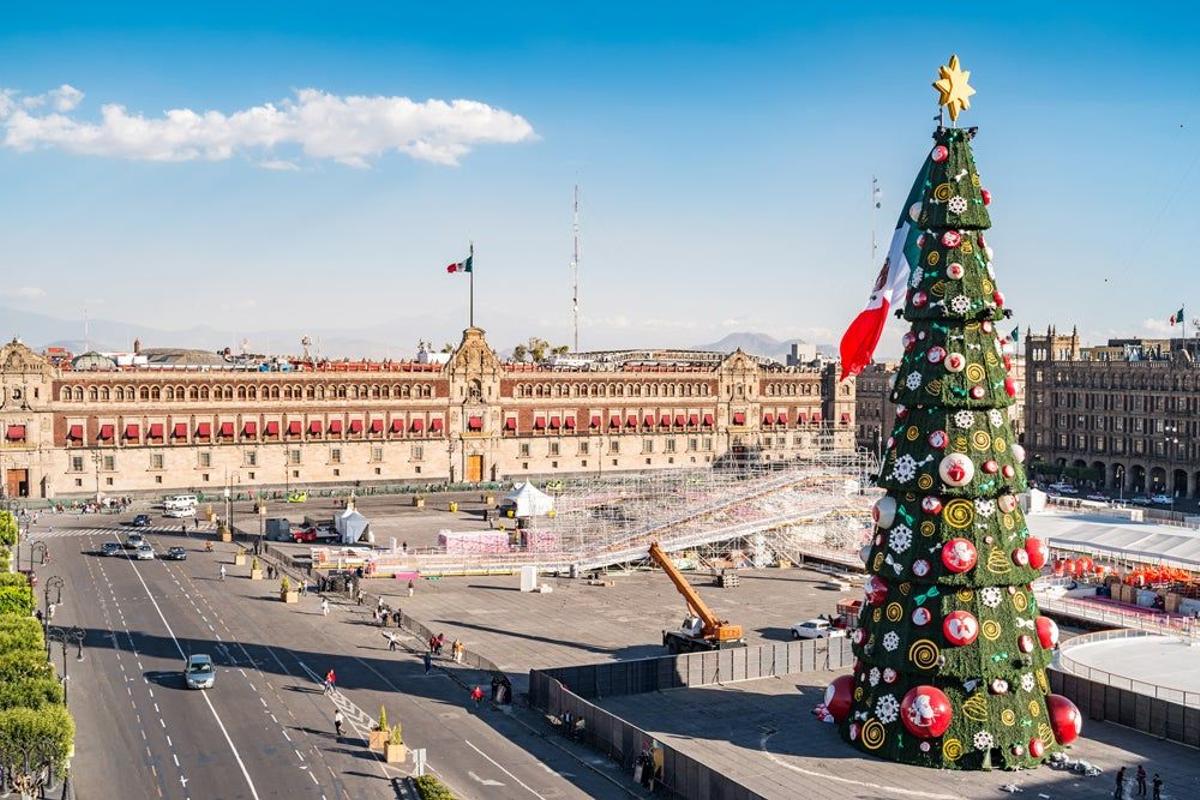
[1115,765,1163,799]
[426,633,465,663]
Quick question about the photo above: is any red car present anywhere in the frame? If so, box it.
[290,528,318,543]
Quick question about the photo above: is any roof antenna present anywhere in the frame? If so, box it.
[571,183,581,353]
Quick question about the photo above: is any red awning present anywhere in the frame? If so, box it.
[643,414,654,427]
[243,421,257,436]
[732,412,745,425]
[265,421,280,436]
[609,415,620,428]
[590,415,601,429]
[98,424,115,440]
[840,412,851,424]
[468,416,483,431]
[173,423,188,439]
[674,414,685,427]
[67,424,83,441]
[763,413,775,425]
[368,419,383,434]
[308,420,323,435]
[778,413,788,425]
[219,422,234,437]
[688,414,699,426]
[627,415,638,428]
[797,412,808,423]
[148,423,164,439]
[124,424,140,440]
[564,416,576,429]
[811,412,822,422]
[430,419,443,432]
[5,425,25,441]
[197,422,213,438]
[549,416,560,430]
[534,417,546,430]
[702,413,714,426]
[659,414,670,426]
[391,419,405,433]
[328,419,343,434]
[504,417,517,431]
[287,420,302,436]
[348,419,363,434]
[411,419,424,432]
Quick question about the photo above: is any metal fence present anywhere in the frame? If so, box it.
[1036,594,1199,639]
[1055,628,1200,708]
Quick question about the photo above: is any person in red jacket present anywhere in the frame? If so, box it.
[470,685,484,709]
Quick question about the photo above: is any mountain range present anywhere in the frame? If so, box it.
[691,332,833,362]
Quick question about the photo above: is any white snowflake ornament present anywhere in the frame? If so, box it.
[989,409,1004,428]
[1020,673,1036,693]
[882,631,900,652]
[905,371,923,390]
[875,694,900,724]
[981,587,1002,608]
[950,295,972,314]
[891,455,918,483]
[973,731,995,751]
[869,667,881,687]
[975,498,996,518]
[954,410,975,429]
[888,525,913,554]
[910,266,925,289]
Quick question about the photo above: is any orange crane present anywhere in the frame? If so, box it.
[649,542,745,653]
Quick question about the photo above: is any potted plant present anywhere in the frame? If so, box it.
[279,576,298,604]
[482,492,496,506]
[384,721,406,764]
[368,706,390,752]
[448,501,459,513]
[218,523,233,543]
[234,547,247,566]
[412,495,426,509]
[249,557,263,581]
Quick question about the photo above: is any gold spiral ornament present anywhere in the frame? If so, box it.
[953,435,969,451]
[873,608,882,623]
[981,619,1002,641]
[906,426,920,441]
[1013,591,1028,612]
[972,430,992,451]
[899,582,912,596]
[1028,700,1041,718]
[1037,722,1053,744]
[956,588,974,604]
[930,280,946,298]
[1001,709,1016,727]
[965,363,986,383]
[960,239,974,254]
[854,686,864,701]
[933,182,954,202]
[920,520,936,537]
[1037,671,1049,694]
[981,279,994,294]
[860,718,886,751]
[1002,513,1015,531]
[873,552,885,572]
[971,173,981,187]
[986,549,1012,574]
[925,380,943,396]
[908,639,940,670]
[962,692,989,722]
[942,737,964,762]
[886,602,903,622]
[984,350,998,366]
[927,250,940,266]
[917,474,934,490]
[943,499,975,529]
[993,437,1007,453]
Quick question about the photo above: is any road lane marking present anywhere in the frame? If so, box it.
[464,740,548,800]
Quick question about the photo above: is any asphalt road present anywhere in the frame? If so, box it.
[36,513,630,800]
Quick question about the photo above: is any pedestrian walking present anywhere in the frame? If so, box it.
[321,598,330,617]
[324,668,336,694]
[470,685,484,709]
[388,634,398,653]
[1152,774,1162,800]
[218,565,226,581]
[453,639,464,664]
[181,524,187,536]
[334,709,344,740]
[393,609,402,627]
[1114,766,1126,799]
[423,650,432,674]
[407,578,415,597]
[1136,765,1147,797]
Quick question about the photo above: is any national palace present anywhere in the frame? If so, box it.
[0,329,856,499]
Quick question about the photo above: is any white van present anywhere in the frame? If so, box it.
[165,505,196,519]
[164,495,198,511]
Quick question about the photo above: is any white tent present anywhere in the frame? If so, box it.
[335,508,371,544]
[505,482,555,518]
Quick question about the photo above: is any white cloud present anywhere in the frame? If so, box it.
[0,287,46,299]
[1142,317,1176,334]
[0,86,536,167]
[258,159,299,172]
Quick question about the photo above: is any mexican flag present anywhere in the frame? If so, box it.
[446,254,473,274]
[838,159,932,380]
[1169,307,1184,326]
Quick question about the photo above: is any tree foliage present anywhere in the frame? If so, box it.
[0,512,17,547]
[0,587,33,617]
[0,705,75,795]
[0,652,54,684]
[0,679,63,712]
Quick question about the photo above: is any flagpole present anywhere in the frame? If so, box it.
[469,241,475,329]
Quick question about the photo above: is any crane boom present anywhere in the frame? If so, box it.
[648,542,742,641]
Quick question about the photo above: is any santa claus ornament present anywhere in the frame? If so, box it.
[942,610,979,646]
[899,685,952,738]
[941,538,978,572]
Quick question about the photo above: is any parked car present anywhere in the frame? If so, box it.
[1130,496,1154,506]
[165,506,196,519]
[1150,494,1173,505]
[1085,493,1109,502]
[101,542,123,557]
[286,491,308,504]
[125,532,145,549]
[184,654,215,689]
[131,514,152,527]
[135,544,155,560]
[790,618,846,640]
[164,547,187,561]
[290,527,318,543]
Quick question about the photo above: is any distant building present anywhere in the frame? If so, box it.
[0,330,855,499]
[786,341,817,366]
[855,362,898,455]
[1025,326,1200,497]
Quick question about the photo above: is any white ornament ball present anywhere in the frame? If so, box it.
[909,202,923,223]
[1011,444,1026,463]
[873,496,897,528]
[939,453,975,487]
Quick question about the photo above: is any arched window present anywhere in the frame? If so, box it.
[60,387,71,402]
[115,387,125,401]
[199,387,210,400]
[139,386,150,401]
[150,386,161,401]
[89,387,99,401]
[468,379,483,401]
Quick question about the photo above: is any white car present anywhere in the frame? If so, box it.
[1130,496,1154,506]
[1150,494,1173,505]
[791,618,846,640]
[135,544,155,560]
[1085,493,1109,502]
[165,506,196,518]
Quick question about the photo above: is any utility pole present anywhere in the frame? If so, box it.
[571,184,581,353]
[871,176,882,267]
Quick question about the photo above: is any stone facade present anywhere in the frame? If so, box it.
[0,330,855,499]
[1025,327,1200,497]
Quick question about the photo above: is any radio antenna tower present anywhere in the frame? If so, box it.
[571,184,581,353]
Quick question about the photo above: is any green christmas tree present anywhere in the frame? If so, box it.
[825,57,1081,771]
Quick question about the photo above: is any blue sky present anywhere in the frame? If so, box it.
[0,2,1197,356]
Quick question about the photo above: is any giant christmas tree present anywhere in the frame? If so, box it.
[823,57,1082,771]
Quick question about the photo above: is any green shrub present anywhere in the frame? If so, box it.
[414,774,454,800]
[0,705,75,778]
[0,574,28,589]
[0,652,53,684]
[0,678,63,711]
[0,513,16,547]
[0,587,32,617]
[0,627,43,656]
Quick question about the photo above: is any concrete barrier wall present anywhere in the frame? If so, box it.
[1049,668,1200,749]
[530,636,853,707]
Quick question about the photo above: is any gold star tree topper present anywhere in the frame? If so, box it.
[933,54,976,121]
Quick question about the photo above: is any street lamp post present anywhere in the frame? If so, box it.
[42,576,63,643]
[1164,424,1179,513]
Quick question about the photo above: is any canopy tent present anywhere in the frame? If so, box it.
[1028,511,1200,572]
[335,508,371,545]
[505,482,555,518]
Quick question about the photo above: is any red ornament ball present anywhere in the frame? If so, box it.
[1002,464,1016,479]
[946,261,965,280]
[873,496,897,528]
[911,606,931,626]
[942,610,980,646]
[864,575,889,606]
[927,430,949,450]
[902,332,917,352]
[895,404,909,420]
[941,230,962,248]
[993,290,1006,307]
[1017,634,1035,654]
[941,538,977,573]
[1012,547,1030,567]
[1025,537,1049,569]
[998,494,1019,513]
[922,496,944,515]
[900,685,953,738]
[969,386,986,399]
[945,353,966,372]
[931,145,949,163]
[1046,694,1083,745]
[823,675,854,723]
[981,188,992,206]
[927,346,947,364]
[1028,737,1046,758]
[1036,616,1060,649]
[912,291,929,308]
[982,459,999,474]
[912,559,931,578]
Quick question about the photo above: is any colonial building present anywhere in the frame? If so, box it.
[0,330,855,499]
[1025,327,1200,497]
[854,361,898,456]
